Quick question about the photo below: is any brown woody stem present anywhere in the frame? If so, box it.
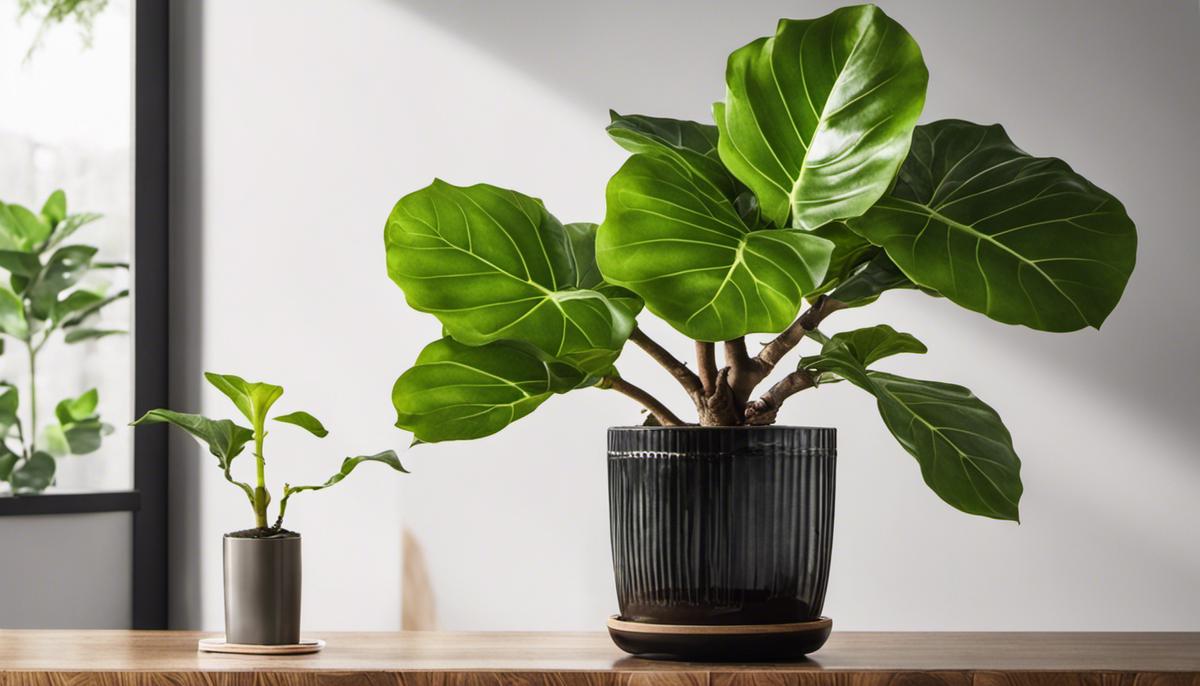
[603,376,686,427]
[695,342,718,396]
[629,327,703,398]
[744,370,816,426]
[736,296,845,402]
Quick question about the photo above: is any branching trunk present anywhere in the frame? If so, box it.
[744,370,816,425]
[602,376,687,427]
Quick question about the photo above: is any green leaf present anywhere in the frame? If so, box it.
[386,180,634,373]
[714,5,928,229]
[131,409,256,502]
[0,203,51,251]
[28,245,97,319]
[848,120,1137,332]
[0,383,18,435]
[60,288,127,327]
[606,111,736,194]
[40,190,67,226]
[276,450,408,523]
[11,451,55,494]
[64,328,125,343]
[828,252,915,307]
[393,337,591,443]
[44,213,101,251]
[55,388,98,424]
[809,222,878,295]
[284,450,408,497]
[562,222,642,318]
[800,331,1020,520]
[866,372,1022,520]
[203,373,284,428]
[274,411,328,438]
[597,152,833,341]
[0,449,16,481]
[0,250,42,277]
[0,286,28,339]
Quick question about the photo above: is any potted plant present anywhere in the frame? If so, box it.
[384,4,1136,660]
[0,190,126,495]
[133,373,407,649]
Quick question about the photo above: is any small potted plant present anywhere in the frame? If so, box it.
[384,4,1136,660]
[0,190,126,495]
[133,372,407,650]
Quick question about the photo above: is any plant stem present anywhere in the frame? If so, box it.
[253,423,267,529]
[724,338,754,401]
[601,375,686,427]
[695,342,718,396]
[744,370,817,425]
[727,296,844,406]
[26,340,37,455]
[629,327,702,398]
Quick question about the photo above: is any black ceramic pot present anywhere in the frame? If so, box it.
[223,533,302,645]
[607,426,835,658]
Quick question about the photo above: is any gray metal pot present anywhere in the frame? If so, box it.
[223,533,301,645]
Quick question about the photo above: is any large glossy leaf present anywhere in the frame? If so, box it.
[810,222,877,295]
[828,252,915,307]
[393,337,591,443]
[714,5,928,229]
[849,120,1137,332]
[386,180,634,373]
[597,152,833,341]
[204,373,284,428]
[606,111,735,194]
[801,332,1021,520]
[562,222,642,318]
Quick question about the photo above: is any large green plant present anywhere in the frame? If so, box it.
[384,5,1136,521]
[133,374,408,531]
[0,190,126,494]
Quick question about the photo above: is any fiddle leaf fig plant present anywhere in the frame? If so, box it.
[0,190,125,494]
[133,373,408,531]
[384,4,1137,522]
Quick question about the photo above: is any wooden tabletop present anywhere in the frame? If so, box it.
[1,631,1198,685]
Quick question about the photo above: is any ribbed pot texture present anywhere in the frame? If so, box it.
[608,426,836,625]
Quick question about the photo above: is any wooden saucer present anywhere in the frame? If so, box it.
[197,638,325,655]
[607,615,831,661]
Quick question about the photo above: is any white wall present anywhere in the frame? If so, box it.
[169,0,1200,631]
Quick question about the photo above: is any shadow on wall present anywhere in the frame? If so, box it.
[391,0,1200,437]
[167,0,206,629]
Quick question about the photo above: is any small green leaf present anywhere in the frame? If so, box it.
[393,337,591,442]
[42,423,70,457]
[0,383,18,434]
[0,250,42,277]
[0,286,28,339]
[41,190,67,226]
[55,388,98,424]
[385,180,634,373]
[805,325,927,370]
[132,409,254,471]
[274,411,328,438]
[715,5,928,229]
[60,288,127,327]
[43,213,101,251]
[29,245,97,319]
[11,452,55,494]
[849,120,1137,332]
[0,204,51,251]
[64,328,125,343]
[606,111,736,195]
[276,450,408,524]
[0,449,16,481]
[203,373,284,428]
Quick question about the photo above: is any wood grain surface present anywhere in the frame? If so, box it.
[0,631,1196,686]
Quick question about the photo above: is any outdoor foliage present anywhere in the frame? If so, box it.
[383,4,1137,521]
[0,190,125,494]
[133,374,408,530]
